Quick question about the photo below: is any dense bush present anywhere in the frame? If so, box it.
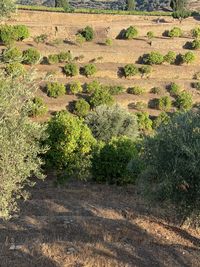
[105,38,113,46]
[86,104,138,142]
[143,112,200,221]
[79,26,94,41]
[86,80,101,94]
[47,82,66,98]
[5,62,26,77]
[181,52,195,64]
[2,46,22,63]
[128,86,145,95]
[13,25,30,41]
[164,51,176,64]
[175,91,193,111]
[34,34,48,44]
[136,111,153,133]
[108,85,125,95]
[29,97,48,117]
[75,33,86,45]
[74,98,90,117]
[64,62,78,76]
[89,88,114,107]
[0,24,29,45]
[23,48,41,65]
[167,27,182,38]
[139,65,151,77]
[83,63,97,77]
[153,111,170,129]
[91,137,141,185]
[70,81,82,95]
[158,96,172,111]
[45,110,96,181]
[58,51,72,63]
[191,27,200,39]
[169,82,181,97]
[125,26,138,39]
[123,64,139,77]
[47,54,59,64]
[144,51,164,65]
[191,39,200,50]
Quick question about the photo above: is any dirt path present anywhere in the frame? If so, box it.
[0,178,199,267]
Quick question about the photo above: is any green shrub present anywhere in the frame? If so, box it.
[108,85,125,95]
[45,110,96,181]
[74,98,90,117]
[164,51,176,64]
[169,82,181,97]
[91,137,140,185]
[181,52,195,64]
[83,63,97,77]
[191,39,200,50]
[147,31,154,40]
[70,81,82,94]
[58,51,72,63]
[153,111,170,129]
[89,88,114,107]
[34,34,48,44]
[151,87,162,95]
[123,64,139,77]
[2,46,22,63]
[13,25,30,41]
[76,33,86,45]
[0,0,16,19]
[143,112,200,221]
[144,51,164,65]
[0,25,17,45]
[175,91,193,111]
[105,38,113,46]
[64,62,78,76]
[133,101,147,111]
[5,62,26,77]
[167,27,182,38]
[128,86,145,95]
[125,26,138,39]
[23,48,41,65]
[136,111,153,133]
[158,96,172,111]
[47,54,59,64]
[80,26,94,41]
[193,82,200,91]
[191,27,200,39]
[86,104,138,142]
[86,80,101,94]
[29,97,48,117]
[47,82,66,98]
[172,10,191,21]
[139,65,152,77]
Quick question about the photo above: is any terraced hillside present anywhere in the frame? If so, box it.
[6,10,200,119]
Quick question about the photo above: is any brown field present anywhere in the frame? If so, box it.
[0,10,200,267]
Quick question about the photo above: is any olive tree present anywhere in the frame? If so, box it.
[0,0,16,19]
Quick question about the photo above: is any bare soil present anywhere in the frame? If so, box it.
[0,177,199,267]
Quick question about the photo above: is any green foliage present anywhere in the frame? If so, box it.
[144,51,164,65]
[86,104,138,142]
[172,10,191,20]
[0,0,15,19]
[70,81,82,95]
[181,52,195,64]
[123,64,139,77]
[80,26,94,41]
[0,71,47,219]
[136,111,153,133]
[76,33,86,45]
[2,46,22,63]
[147,31,154,40]
[45,110,96,181]
[83,63,97,77]
[89,88,114,107]
[191,39,200,50]
[169,82,181,97]
[125,26,138,40]
[153,112,170,129]
[128,86,145,95]
[64,62,78,76]
[0,25,29,45]
[47,82,66,98]
[29,97,48,117]
[108,85,125,95]
[5,62,26,77]
[34,34,48,44]
[47,54,59,64]
[58,51,72,63]
[158,96,172,111]
[105,38,113,46]
[91,137,140,185]
[164,51,176,64]
[167,27,182,38]
[74,98,90,117]
[143,111,200,220]
[151,87,162,95]
[133,101,147,111]
[86,80,101,94]
[175,91,193,111]
[23,48,41,65]
[13,25,30,41]
[191,27,200,39]
[139,65,152,77]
